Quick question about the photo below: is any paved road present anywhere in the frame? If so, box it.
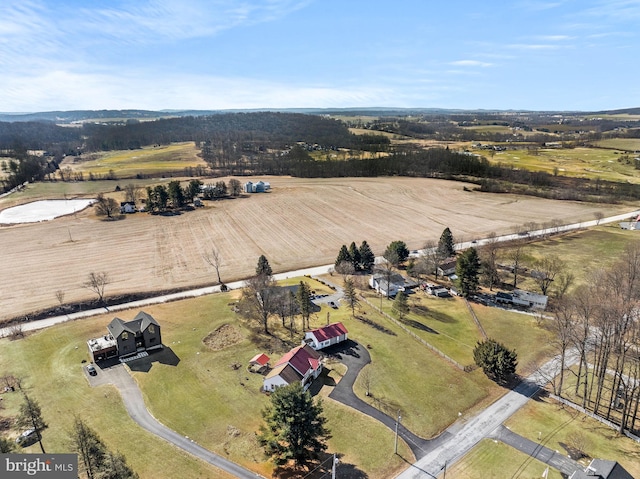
[3,210,638,339]
[490,425,581,476]
[91,363,264,479]
[395,351,578,478]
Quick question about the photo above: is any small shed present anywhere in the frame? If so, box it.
[249,353,270,372]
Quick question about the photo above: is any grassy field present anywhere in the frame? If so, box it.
[61,142,206,178]
[592,138,640,151]
[477,146,640,183]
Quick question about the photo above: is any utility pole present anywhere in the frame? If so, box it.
[394,411,402,454]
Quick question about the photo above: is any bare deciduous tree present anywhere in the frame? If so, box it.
[203,246,223,284]
[94,194,120,220]
[83,272,109,304]
[55,289,65,308]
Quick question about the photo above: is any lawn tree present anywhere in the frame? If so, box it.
[554,272,575,301]
[456,248,481,297]
[437,227,456,258]
[228,178,242,197]
[392,290,410,319]
[185,179,203,202]
[421,240,442,280]
[376,258,396,300]
[71,417,106,479]
[256,255,273,277]
[546,298,575,397]
[123,184,142,204]
[358,240,375,273]
[348,242,361,272]
[342,277,359,317]
[242,274,276,334]
[473,338,518,383]
[296,281,312,330]
[102,451,139,479]
[83,272,110,304]
[479,232,501,291]
[594,211,604,226]
[16,393,48,453]
[203,246,223,284]
[532,255,564,296]
[383,240,409,267]
[508,239,527,288]
[359,366,373,397]
[258,382,330,467]
[94,193,120,219]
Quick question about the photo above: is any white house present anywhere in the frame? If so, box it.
[263,344,322,392]
[369,273,405,297]
[303,322,348,350]
[120,201,136,214]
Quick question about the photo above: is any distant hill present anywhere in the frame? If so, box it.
[596,107,640,115]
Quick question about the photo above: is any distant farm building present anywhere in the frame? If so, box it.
[496,290,548,310]
[303,322,348,350]
[87,311,162,362]
[120,201,136,214]
[620,214,640,230]
[244,180,271,193]
[369,273,419,297]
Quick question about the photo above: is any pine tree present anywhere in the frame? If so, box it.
[296,281,312,329]
[334,245,351,269]
[359,240,375,272]
[16,393,47,453]
[343,278,359,317]
[383,240,409,267]
[256,255,273,277]
[392,291,410,319]
[258,382,330,467]
[473,339,518,383]
[456,247,481,297]
[348,242,361,272]
[438,227,456,258]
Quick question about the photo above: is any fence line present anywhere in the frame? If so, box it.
[464,298,487,339]
[360,295,472,372]
[549,394,640,443]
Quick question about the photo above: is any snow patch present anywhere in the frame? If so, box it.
[0,199,95,224]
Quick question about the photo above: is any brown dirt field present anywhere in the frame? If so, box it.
[0,176,628,323]
[203,324,244,351]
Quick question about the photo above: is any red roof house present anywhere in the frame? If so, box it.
[263,345,322,392]
[303,322,348,350]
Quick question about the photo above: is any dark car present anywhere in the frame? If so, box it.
[16,429,40,446]
[86,364,97,376]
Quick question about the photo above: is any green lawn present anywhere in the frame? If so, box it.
[477,146,640,183]
[66,142,206,178]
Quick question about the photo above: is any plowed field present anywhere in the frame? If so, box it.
[0,176,626,322]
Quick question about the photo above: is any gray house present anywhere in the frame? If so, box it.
[88,311,162,362]
[570,459,633,479]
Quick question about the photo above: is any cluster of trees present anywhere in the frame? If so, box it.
[241,255,315,334]
[334,241,375,274]
[546,244,640,435]
[145,179,202,212]
[473,339,518,383]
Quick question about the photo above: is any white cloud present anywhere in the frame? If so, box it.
[449,60,493,67]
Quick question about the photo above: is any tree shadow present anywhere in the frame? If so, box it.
[400,318,439,334]
[271,453,369,479]
[353,315,396,336]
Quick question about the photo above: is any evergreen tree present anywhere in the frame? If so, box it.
[100,451,139,479]
[348,242,361,272]
[185,179,203,201]
[359,241,375,272]
[473,338,518,383]
[392,291,410,319]
[343,277,359,317]
[296,281,312,330]
[70,417,106,479]
[334,245,351,269]
[16,393,47,453]
[256,255,273,277]
[258,382,330,467]
[437,227,456,257]
[0,436,15,453]
[167,180,185,208]
[383,240,409,267]
[456,247,481,297]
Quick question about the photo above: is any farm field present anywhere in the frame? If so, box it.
[60,142,206,178]
[0,176,630,323]
[592,138,640,151]
[479,147,640,183]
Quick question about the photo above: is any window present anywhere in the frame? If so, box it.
[122,332,128,340]
[149,325,155,334]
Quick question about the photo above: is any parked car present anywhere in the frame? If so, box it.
[86,364,97,376]
[16,429,40,446]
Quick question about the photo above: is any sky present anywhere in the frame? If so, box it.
[1,0,639,112]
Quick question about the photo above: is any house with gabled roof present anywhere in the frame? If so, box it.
[263,344,322,392]
[88,311,162,362]
[303,322,348,350]
[569,459,633,479]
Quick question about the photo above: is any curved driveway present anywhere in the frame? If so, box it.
[97,364,263,479]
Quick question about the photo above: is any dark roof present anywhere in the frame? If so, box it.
[107,311,159,338]
[571,460,634,479]
[277,364,303,385]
